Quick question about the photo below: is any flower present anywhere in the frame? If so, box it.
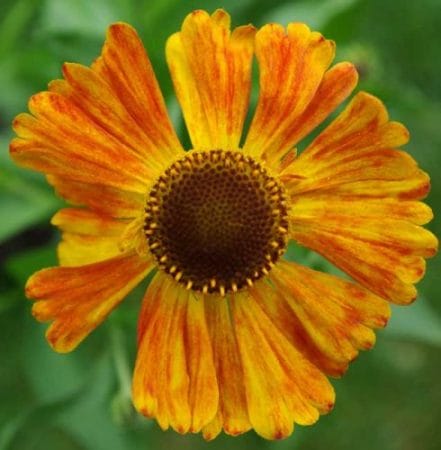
[10,8,437,440]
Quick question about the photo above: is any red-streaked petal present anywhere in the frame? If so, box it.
[281,91,437,304]
[291,194,433,225]
[133,273,218,433]
[46,175,144,219]
[133,274,191,432]
[92,23,182,161]
[282,91,410,186]
[273,62,358,159]
[65,22,182,164]
[26,253,153,353]
[52,208,127,237]
[166,9,255,150]
[10,94,151,193]
[186,290,219,432]
[253,261,390,377]
[310,172,430,200]
[288,196,435,301]
[290,218,436,304]
[231,290,335,440]
[49,63,181,172]
[202,297,251,439]
[11,22,183,202]
[243,22,338,167]
[284,148,419,194]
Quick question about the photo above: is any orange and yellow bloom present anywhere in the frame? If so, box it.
[10,9,437,440]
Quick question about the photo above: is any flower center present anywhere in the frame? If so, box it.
[144,150,289,295]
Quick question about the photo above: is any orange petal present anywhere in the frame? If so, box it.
[49,64,180,174]
[284,148,420,194]
[288,196,435,300]
[274,62,358,160]
[133,274,191,432]
[291,195,434,225]
[11,22,183,196]
[26,253,153,352]
[46,175,144,219]
[52,208,128,237]
[10,93,151,193]
[62,22,182,165]
[301,91,410,158]
[309,171,431,201]
[186,291,219,432]
[133,273,218,433]
[280,91,437,303]
[166,9,255,150]
[250,280,344,376]
[231,290,335,440]
[255,261,390,376]
[290,216,437,304]
[282,92,410,188]
[51,208,129,266]
[243,23,337,168]
[202,297,251,439]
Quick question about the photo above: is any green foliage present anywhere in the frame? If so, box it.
[0,0,440,449]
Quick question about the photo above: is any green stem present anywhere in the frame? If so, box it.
[109,325,132,399]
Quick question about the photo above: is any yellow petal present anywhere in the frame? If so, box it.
[51,208,130,266]
[290,195,433,225]
[166,9,255,150]
[202,296,251,439]
[133,274,192,432]
[310,172,430,200]
[133,274,218,433]
[52,208,127,236]
[186,291,219,432]
[231,290,335,439]
[257,261,390,376]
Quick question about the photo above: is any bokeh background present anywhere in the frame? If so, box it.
[1,0,440,449]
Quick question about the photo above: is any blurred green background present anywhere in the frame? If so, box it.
[1,0,440,449]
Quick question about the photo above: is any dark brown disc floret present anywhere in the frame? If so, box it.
[144,150,289,295]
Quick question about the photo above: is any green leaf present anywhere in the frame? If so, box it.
[0,392,87,450]
[263,0,363,29]
[39,0,133,37]
[0,138,60,243]
[384,297,441,347]
[5,244,57,284]
[0,0,40,57]
[0,290,21,314]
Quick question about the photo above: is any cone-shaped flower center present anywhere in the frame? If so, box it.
[144,150,289,295]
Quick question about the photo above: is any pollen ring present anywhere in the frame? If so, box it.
[144,150,289,295]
